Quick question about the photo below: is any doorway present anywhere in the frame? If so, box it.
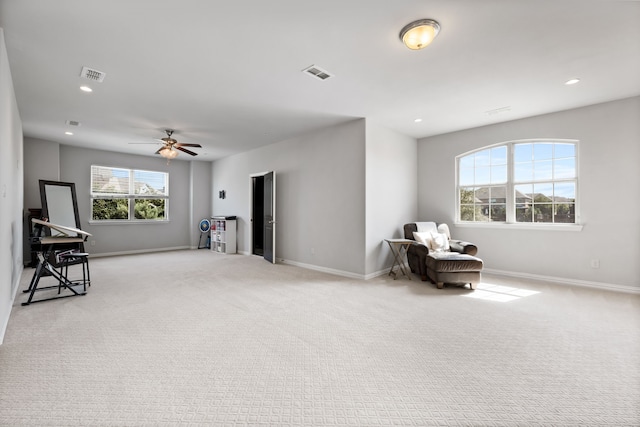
[251,171,276,263]
[251,175,265,256]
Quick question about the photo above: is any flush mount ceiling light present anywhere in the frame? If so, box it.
[399,19,441,50]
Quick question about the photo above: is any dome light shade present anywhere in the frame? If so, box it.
[399,19,441,50]
[160,147,179,159]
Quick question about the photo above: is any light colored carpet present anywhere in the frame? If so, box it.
[1,250,639,426]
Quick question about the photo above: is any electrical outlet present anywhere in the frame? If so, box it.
[590,259,600,269]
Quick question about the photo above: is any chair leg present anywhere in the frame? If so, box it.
[436,282,444,289]
[469,282,477,290]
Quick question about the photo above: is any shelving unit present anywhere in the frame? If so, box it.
[211,218,236,254]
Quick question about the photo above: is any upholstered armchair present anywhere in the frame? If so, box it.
[403,222,482,289]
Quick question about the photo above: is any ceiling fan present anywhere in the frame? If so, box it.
[155,129,202,159]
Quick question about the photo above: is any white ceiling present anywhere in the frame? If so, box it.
[1,0,639,161]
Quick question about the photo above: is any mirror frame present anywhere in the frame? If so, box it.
[39,180,82,232]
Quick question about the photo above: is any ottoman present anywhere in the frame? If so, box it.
[425,251,483,290]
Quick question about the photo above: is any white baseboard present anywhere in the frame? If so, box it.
[483,268,640,294]
[89,246,191,258]
[279,258,366,280]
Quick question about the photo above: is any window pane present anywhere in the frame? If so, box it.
[491,165,507,184]
[475,167,491,185]
[514,184,532,204]
[134,170,168,195]
[533,183,553,202]
[533,160,553,181]
[489,186,506,203]
[554,158,575,179]
[460,205,475,221]
[490,204,506,221]
[534,204,553,222]
[554,203,575,223]
[459,188,476,204]
[478,204,490,222]
[459,155,474,169]
[534,143,553,160]
[474,187,490,203]
[554,182,575,200]
[514,144,532,162]
[475,149,491,166]
[516,206,532,222]
[491,146,507,165]
[514,162,533,182]
[91,166,129,194]
[92,198,129,220]
[459,168,474,186]
[134,199,166,220]
[555,143,575,159]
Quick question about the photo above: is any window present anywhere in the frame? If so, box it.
[457,140,578,225]
[91,166,169,222]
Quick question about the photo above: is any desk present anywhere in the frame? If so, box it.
[384,238,414,280]
[23,219,92,306]
[23,237,88,305]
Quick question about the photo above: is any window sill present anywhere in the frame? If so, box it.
[88,220,170,225]
[454,222,583,232]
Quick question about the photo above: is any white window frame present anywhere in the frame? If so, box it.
[90,165,169,223]
[455,139,581,230]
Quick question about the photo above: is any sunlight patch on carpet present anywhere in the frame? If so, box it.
[462,282,540,302]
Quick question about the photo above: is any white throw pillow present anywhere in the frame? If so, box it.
[429,232,450,252]
[413,231,432,247]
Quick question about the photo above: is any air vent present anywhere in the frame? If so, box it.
[302,65,333,81]
[65,120,81,126]
[80,66,106,82]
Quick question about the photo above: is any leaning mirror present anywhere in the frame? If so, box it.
[39,180,82,236]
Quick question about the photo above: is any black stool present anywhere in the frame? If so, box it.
[58,252,90,293]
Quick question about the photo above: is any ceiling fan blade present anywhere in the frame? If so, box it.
[175,143,202,148]
[175,146,198,156]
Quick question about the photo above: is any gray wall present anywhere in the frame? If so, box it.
[211,118,419,278]
[212,119,367,276]
[418,96,640,290]
[22,141,212,256]
[189,161,213,249]
[365,121,417,277]
[0,28,24,343]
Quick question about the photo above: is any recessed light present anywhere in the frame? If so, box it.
[80,85,93,92]
[565,78,580,85]
[65,131,73,135]
[414,118,423,123]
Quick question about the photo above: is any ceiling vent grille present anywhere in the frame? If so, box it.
[65,120,81,126]
[80,66,106,82]
[302,65,333,81]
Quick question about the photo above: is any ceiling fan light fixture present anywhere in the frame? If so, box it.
[159,147,178,159]
[399,19,441,50]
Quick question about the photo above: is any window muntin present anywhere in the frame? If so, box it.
[457,140,578,225]
[91,166,168,222]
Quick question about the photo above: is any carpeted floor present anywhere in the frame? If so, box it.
[1,250,639,426]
